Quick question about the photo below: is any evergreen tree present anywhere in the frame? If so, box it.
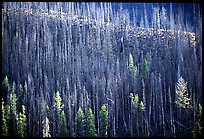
[130,94,145,136]
[42,117,51,137]
[139,101,145,112]
[130,93,140,136]
[54,91,64,111]
[87,108,96,137]
[2,75,9,89]
[2,99,9,136]
[10,86,18,136]
[60,110,68,137]
[192,122,202,137]
[5,104,10,123]
[10,92,17,116]
[175,76,191,109]
[129,53,134,68]
[100,104,108,137]
[75,107,85,137]
[139,100,145,137]
[192,104,202,137]
[141,58,149,77]
[17,105,27,137]
[129,53,139,77]
[54,91,64,136]
[130,93,139,110]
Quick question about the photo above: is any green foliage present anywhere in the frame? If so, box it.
[130,93,139,110]
[10,92,17,115]
[192,104,202,137]
[60,110,68,137]
[76,107,85,137]
[2,99,9,136]
[54,91,64,111]
[192,122,202,137]
[141,58,149,77]
[87,108,97,137]
[100,104,108,137]
[175,76,191,109]
[129,53,139,77]
[132,66,139,77]
[130,93,145,112]
[17,105,27,137]
[129,54,149,78]
[5,104,10,122]
[2,75,9,89]
[139,101,145,112]
[129,53,134,68]
[130,93,145,136]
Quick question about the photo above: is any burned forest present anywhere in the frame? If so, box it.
[1,2,202,137]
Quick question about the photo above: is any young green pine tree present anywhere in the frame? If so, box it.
[5,104,10,123]
[87,108,97,137]
[2,75,9,89]
[139,101,145,112]
[54,91,64,111]
[54,91,64,136]
[130,93,140,136]
[192,104,202,137]
[60,110,68,137]
[9,87,18,136]
[139,100,145,136]
[129,53,134,69]
[75,107,85,137]
[192,122,202,137]
[130,93,139,110]
[129,53,139,77]
[141,58,149,77]
[2,99,9,136]
[10,92,17,116]
[100,104,108,137]
[17,105,27,137]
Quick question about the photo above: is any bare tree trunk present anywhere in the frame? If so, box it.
[168,87,175,137]
[142,79,148,136]
[158,74,165,136]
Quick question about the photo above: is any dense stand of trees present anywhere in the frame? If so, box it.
[2,2,202,137]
